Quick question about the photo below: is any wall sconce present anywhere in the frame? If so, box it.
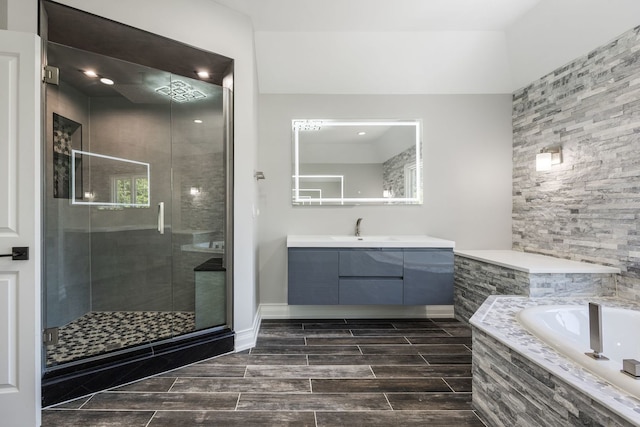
[255,171,266,180]
[190,186,201,195]
[536,146,562,171]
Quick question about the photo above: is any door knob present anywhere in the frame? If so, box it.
[0,247,29,260]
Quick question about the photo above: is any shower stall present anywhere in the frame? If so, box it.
[40,1,234,406]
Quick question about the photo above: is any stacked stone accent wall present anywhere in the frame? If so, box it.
[454,255,616,322]
[512,26,640,302]
[472,328,632,426]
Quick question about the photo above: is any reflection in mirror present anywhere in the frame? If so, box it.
[71,149,150,207]
[292,120,422,205]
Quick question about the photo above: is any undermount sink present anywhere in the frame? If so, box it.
[287,234,455,248]
[330,235,397,242]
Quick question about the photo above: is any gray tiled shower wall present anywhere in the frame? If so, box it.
[512,25,640,303]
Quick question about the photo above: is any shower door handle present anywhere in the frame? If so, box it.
[157,202,165,234]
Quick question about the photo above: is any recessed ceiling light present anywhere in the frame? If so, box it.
[100,77,114,85]
[197,71,210,79]
[358,131,366,136]
[83,70,98,78]
[193,119,203,124]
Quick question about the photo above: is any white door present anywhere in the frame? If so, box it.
[0,30,42,427]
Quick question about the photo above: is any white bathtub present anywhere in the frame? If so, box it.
[517,304,640,399]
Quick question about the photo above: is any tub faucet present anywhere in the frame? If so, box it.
[355,218,363,237]
[585,302,608,360]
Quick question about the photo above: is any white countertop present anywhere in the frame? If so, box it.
[454,249,620,274]
[287,235,455,248]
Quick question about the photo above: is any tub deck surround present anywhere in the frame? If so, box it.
[454,250,620,322]
[455,250,621,274]
[471,296,640,426]
[286,235,456,248]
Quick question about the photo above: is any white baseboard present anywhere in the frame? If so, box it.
[234,309,262,352]
[259,304,454,319]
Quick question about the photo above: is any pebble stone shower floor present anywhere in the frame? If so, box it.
[42,317,488,426]
[45,311,196,366]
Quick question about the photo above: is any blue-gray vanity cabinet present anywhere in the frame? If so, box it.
[287,249,339,304]
[287,247,454,305]
[403,249,454,305]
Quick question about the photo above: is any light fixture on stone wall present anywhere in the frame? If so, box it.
[536,146,562,171]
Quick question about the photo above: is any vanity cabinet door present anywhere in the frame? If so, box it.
[403,249,454,305]
[339,249,403,277]
[288,249,339,304]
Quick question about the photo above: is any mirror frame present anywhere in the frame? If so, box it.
[292,119,423,205]
[71,149,151,207]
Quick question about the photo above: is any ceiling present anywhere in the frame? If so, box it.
[213,0,640,94]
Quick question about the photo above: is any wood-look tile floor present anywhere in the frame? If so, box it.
[43,318,487,426]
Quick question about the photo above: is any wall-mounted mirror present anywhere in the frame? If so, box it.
[71,150,151,207]
[292,119,422,205]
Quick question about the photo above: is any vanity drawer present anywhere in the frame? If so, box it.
[339,278,403,305]
[339,250,403,277]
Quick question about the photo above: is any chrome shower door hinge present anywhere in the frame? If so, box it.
[43,327,59,345]
[43,65,59,85]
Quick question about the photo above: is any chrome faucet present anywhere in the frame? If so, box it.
[585,302,608,360]
[355,218,363,237]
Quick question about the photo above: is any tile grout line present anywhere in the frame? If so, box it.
[441,377,456,393]
[144,411,157,427]
[234,393,241,411]
[167,377,179,393]
[383,392,394,411]
[76,393,96,409]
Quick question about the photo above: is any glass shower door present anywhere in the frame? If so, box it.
[44,43,175,367]
[169,74,228,332]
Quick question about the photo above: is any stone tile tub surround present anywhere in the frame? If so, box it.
[454,249,620,322]
[512,25,640,303]
[471,296,640,426]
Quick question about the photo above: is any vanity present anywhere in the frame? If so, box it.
[287,235,455,305]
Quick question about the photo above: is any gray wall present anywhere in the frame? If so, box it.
[258,94,513,304]
[512,25,640,302]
